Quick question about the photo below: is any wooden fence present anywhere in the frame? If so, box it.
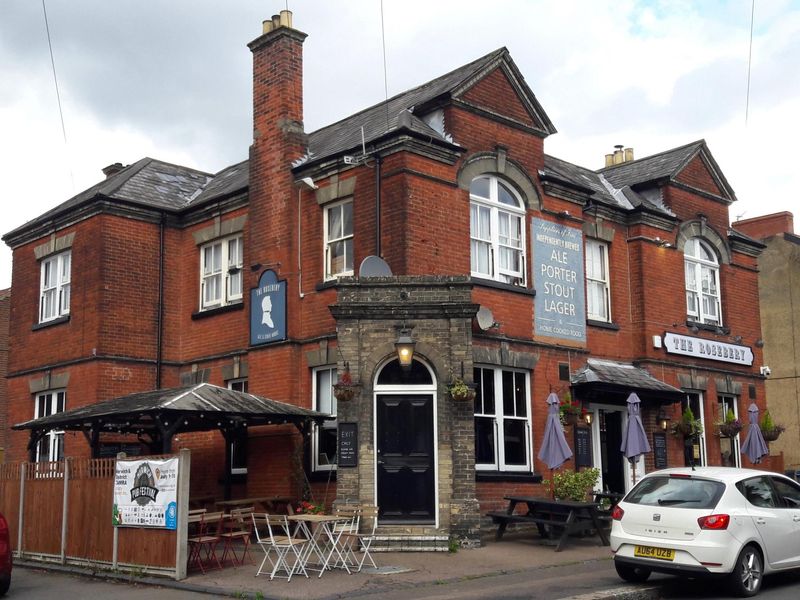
[0,449,190,579]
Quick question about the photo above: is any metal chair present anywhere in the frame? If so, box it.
[252,513,308,581]
[220,506,254,566]
[188,511,224,573]
[338,505,378,572]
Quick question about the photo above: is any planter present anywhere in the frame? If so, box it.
[563,412,580,426]
[333,384,360,402]
[449,389,475,402]
[762,428,782,442]
[717,422,743,438]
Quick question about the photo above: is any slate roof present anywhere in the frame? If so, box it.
[571,358,684,402]
[13,383,329,433]
[302,47,556,167]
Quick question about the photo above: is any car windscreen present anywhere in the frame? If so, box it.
[624,476,724,509]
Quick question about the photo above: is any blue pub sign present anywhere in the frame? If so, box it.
[250,270,287,346]
[532,218,586,343]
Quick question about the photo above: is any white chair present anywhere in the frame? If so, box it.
[252,513,308,581]
[339,505,378,572]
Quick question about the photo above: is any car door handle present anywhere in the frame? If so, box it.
[793,515,800,522]
[756,518,766,525]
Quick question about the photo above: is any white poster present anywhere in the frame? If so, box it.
[113,458,179,529]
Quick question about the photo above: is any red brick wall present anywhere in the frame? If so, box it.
[675,155,724,197]
[734,212,795,240]
[0,288,9,459]
[461,67,535,127]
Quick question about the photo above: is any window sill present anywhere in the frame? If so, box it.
[32,315,70,331]
[471,277,536,297]
[476,471,542,483]
[315,279,339,292]
[192,301,243,320]
[587,319,620,331]
[685,320,729,335]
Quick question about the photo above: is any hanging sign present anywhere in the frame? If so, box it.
[532,218,586,343]
[663,332,753,366]
[250,270,287,345]
[113,458,178,529]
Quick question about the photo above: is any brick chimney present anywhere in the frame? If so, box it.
[246,10,307,281]
[734,212,795,240]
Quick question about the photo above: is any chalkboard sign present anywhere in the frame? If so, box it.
[337,422,358,468]
[653,432,668,469]
[574,426,592,468]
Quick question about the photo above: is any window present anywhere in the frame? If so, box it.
[682,393,707,467]
[585,239,610,322]
[737,477,777,508]
[717,395,740,468]
[324,200,353,279]
[470,176,526,285]
[771,477,800,508]
[312,367,338,471]
[39,251,71,323]
[684,238,721,325]
[474,367,531,471]
[35,390,65,462]
[227,379,248,475]
[200,235,243,310]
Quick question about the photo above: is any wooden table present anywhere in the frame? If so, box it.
[487,496,610,552]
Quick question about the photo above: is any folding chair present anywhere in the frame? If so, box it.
[252,513,308,581]
[339,505,378,572]
[188,511,224,573]
[331,503,361,570]
[220,506,254,566]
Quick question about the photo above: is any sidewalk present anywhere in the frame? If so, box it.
[167,534,620,599]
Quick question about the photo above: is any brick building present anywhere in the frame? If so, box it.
[734,212,799,473]
[3,11,770,544]
[0,288,9,462]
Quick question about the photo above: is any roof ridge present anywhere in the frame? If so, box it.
[596,139,706,173]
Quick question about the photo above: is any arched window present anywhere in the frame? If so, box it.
[470,175,526,286]
[684,237,721,325]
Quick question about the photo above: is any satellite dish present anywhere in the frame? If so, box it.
[476,306,496,331]
[359,255,392,278]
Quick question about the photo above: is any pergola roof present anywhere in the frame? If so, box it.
[13,383,330,436]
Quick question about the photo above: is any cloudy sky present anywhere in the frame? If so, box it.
[1,0,798,289]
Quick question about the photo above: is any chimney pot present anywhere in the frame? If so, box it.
[613,149,624,164]
[605,153,614,167]
[279,10,293,28]
[272,14,281,29]
[624,148,634,162]
[262,19,273,34]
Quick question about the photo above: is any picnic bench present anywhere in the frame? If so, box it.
[487,495,610,552]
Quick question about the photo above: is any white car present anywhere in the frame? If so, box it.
[610,467,800,597]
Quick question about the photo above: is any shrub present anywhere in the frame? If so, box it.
[542,467,600,501]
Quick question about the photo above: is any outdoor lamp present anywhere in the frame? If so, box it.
[395,328,415,369]
[584,410,593,425]
[658,407,671,431]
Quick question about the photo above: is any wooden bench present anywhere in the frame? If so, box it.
[487,511,571,541]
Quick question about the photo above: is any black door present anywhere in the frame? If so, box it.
[377,394,435,523]
[601,410,625,494]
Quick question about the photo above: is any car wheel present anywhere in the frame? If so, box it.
[615,561,651,583]
[727,545,763,597]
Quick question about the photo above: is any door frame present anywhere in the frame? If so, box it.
[372,357,439,527]
[588,403,636,493]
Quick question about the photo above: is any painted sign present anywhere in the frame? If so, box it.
[250,270,287,346]
[113,458,178,529]
[337,422,358,468]
[532,218,586,342]
[663,332,753,366]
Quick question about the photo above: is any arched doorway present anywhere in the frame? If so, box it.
[374,357,437,524]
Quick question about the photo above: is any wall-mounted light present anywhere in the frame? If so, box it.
[654,237,673,249]
[658,406,672,431]
[395,327,415,370]
[584,410,593,426]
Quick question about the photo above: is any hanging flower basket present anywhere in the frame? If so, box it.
[762,427,784,442]
[333,368,360,401]
[448,378,475,402]
[717,420,743,438]
[670,408,703,439]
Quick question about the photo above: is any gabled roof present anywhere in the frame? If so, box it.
[302,47,556,167]
[598,140,736,202]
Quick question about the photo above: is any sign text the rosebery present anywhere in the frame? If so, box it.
[663,332,754,366]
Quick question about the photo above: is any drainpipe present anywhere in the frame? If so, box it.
[156,212,165,389]
[375,154,382,256]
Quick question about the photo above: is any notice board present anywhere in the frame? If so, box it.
[574,426,592,468]
[337,422,358,467]
[653,432,668,469]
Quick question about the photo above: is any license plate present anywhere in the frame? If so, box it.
[634,545,675,561]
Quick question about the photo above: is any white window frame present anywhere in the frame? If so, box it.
[39,250,71,323]
[200,235,243,310]
[585,238,611,322]
[684,238,722,326]
[718,394,741,468]
[312,366,338,472]
[683,392,708,467]
[227,379,248,475]
[35,390,66,462]
[470,175,527,286]
[323,199,354,280]
[474,366,532,472]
